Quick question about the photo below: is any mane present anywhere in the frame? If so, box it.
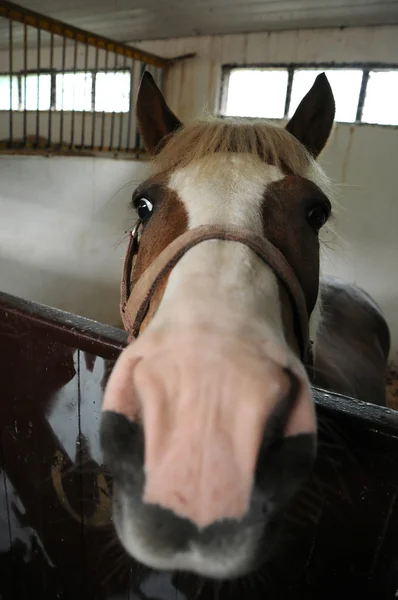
[153,116,313,176]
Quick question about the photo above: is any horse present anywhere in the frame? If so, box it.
[100,71,390,582]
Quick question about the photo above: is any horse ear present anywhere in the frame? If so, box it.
[136,71,182,155]
[286,73,335,158]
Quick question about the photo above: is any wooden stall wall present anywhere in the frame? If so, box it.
[1,290,398,599]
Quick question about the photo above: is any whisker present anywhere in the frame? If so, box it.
[191,577,206,600]
[95,179,143,216]
[110,231,131,253]
[100,547,131,586]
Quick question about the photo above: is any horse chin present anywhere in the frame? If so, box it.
[111,476,281,580]
[101,411,316,580]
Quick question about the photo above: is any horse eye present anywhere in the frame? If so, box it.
[135,197,153,221]
[307,205,328,232]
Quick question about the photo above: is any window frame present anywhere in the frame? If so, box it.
[0,67,132,113]
[220,62,398,127]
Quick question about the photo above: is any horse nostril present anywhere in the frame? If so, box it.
[100,411,145,480]
[254,369,315,505]
[260,368,300,449]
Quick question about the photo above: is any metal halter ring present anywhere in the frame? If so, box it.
[122,219,143,304]
[129,218,142,248]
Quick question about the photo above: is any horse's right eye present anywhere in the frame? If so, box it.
[307,204,329,232]
[135,197,153,221]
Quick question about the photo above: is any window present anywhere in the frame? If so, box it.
[222,64,398,126]
[21,74,52,110]
[55,72,92,111]
[225,69,289,119]
[94,71,130,113]
[0,75,18,110]
[361,71,398,126]
[0,70,131,112]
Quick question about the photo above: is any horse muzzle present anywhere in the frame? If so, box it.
[102,325,316,529]
[100,223,317,576]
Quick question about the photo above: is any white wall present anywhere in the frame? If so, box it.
[0,155,150,326]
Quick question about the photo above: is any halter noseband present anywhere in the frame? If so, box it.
[120,223,312,364]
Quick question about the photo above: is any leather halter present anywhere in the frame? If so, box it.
[120,222,312,364]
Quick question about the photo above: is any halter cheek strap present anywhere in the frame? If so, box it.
[120,223,312,365]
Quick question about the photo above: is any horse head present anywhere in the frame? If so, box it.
[101,71,335,579]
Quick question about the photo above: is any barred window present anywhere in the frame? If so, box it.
[0,70,131,113]
[221,64,398,126]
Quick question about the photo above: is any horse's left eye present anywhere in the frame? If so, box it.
[135,197,153,221]
[307,205,328,232]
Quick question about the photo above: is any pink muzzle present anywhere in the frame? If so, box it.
[102,223,315,528]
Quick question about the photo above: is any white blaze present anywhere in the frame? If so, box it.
[147,154,286,344]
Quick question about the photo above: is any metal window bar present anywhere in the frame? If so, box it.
[8,18,12,146]
[47,31,53,148]
[69,37,78,149]
[355,69,370,123]
[35,27,40,147]
[100,49,109,151]
[125,59,137,153]
[109,50,118,151]
[23,21,26,143]
[91,46,99,149]
[117,54,128,152]
[135,62,147,157]
[59,36,66,146]
[284,67,294,118]
[0,0,175,158]
[81,43,89,149]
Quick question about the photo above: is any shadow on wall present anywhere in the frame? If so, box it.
[1,253,123,328]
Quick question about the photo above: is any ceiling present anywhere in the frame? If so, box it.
[3,0,398,44]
